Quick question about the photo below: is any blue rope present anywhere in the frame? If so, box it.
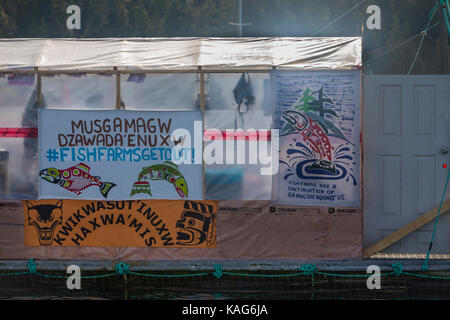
[423,167,450,271]
[313,0,368,36]
[2,261,450,279]
[27,259,37,275]
[407,1,439,74]
[300,264,317,275]
[115,263,130,275]
[392,263,403,276]
[212,264,223,279]
[130,272,209,278]
[442,1,450,38]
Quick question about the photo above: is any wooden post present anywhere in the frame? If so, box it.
[114,67,122,109]
[199,68,206,200]
[360,23,365,241]
[364,199,450,258]
[361,23,365,74]
[35,67,42,108]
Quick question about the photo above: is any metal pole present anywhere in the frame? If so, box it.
[239,0,242,37]
[229,0,251,37]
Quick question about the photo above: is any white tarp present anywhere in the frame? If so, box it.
[38,109,203,200]
[0,37,362,71]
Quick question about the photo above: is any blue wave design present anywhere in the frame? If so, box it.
[336,155,353,160]
[294,159,348,181]
[287,149,311,159]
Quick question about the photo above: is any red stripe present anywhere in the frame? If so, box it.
[204,130,272,141]
[133,181,149,185]
[0,128,272,141]
[0,128,38,138]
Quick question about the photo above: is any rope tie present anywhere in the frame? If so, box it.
[3,260,450,280]
[27,259,37,275]
[300,264,317,275]
[423,167,450,271]
[212,264,223,279]
[115,263,130,275]
[407,0,439,74]
[392,263,403,276]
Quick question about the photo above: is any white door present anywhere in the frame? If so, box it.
[364,75,450,253]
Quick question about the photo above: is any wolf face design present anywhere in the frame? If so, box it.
[25,200,63,245]
[175,201,216,247]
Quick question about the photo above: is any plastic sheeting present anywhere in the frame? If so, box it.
[0,38,362,71]
[42,75,116,109]
[0,75,38,199]
[0,201,362,260]
[0,74,118,200]
[121,73,199,110]
[204,73,273,200]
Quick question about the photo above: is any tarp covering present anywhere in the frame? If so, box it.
[0,201,362,260]
[0,37,362,71]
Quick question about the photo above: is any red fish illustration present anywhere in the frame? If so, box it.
[39,163,116,198]
[282,110,332,161]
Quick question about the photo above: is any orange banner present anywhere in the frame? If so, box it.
[24,200,217,248]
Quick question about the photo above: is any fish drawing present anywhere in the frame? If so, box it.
[39,163,116,198]
[282,110,333,161]
[130,161,188,198]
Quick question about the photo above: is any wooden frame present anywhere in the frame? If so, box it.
[0,68,273,75]
[364,199,450,258]
[9,64,435,259]
[199,67,206,200]
[370,253,450,259]
[14,67,273,202]
[114,67,121,110]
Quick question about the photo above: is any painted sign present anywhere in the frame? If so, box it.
[271,71,361,207]
[24,199,217,248]
[38,110,203,200]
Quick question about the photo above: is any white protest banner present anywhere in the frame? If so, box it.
[38,110,203,200]
[271,71,361,207]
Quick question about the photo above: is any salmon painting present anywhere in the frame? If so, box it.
[39,163,116,198]
[130,161,188,198]
[282,110,333,161]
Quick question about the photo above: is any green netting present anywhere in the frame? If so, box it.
[1,260,450,300]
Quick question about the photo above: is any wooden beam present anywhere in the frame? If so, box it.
[0,69,272,75]
[114,67,122,110]
[371,253,450,260]
[35,67,42,108]
[199,68,206,200]
[39,70,115,75]
[364,199,450,258]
